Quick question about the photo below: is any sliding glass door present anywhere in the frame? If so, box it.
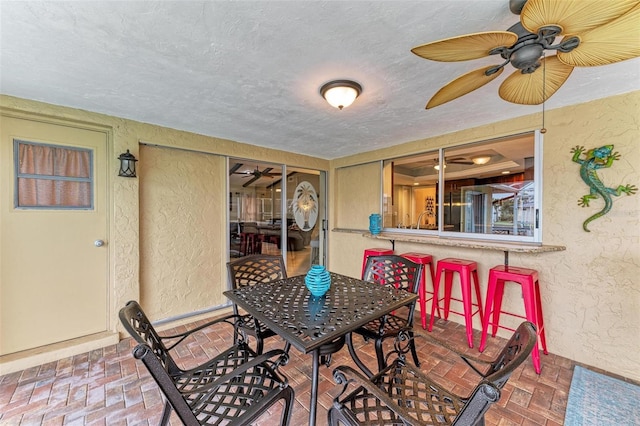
[228,158,326,275]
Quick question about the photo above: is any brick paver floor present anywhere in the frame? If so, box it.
[1,314,576,425]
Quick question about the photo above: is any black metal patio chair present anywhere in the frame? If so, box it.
[227,254,290,354]
[119,300,294,426]
[348,255,423,373]
[329,321,537,425]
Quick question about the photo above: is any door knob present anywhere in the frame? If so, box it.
[94,240,105,247]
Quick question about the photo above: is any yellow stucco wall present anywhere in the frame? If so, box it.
[139,145,228,320]
[328,91,640,381]
[334,162,381,230]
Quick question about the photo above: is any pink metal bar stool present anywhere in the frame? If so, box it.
[428,258,483,348]
[479,265,548,374]
[361,248,393,278]
[400,252,439,329]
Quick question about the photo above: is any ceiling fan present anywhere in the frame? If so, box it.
[231,165,281,179]
[411,0,640,108]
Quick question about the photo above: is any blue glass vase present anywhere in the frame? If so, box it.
[305,265,331,297]
[369,213,382,235]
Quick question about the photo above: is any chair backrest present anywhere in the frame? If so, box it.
[363,255,423,294]
[483,321,538,388]
[451,381,501,426]
[453,322,537,424]
[363,255,423,322]
[227,254,287,290]
[119,300,181,375]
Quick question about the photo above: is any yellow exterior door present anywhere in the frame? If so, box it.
[0,114,108,355]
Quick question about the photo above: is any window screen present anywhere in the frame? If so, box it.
[15,140,93,209]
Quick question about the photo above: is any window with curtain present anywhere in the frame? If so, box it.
[14,140,93,209]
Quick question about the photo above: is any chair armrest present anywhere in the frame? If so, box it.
[181,348,290,395]
[417,332,494,377]
[135,346,290,397]
[332,364,416,425]
[159,313,246,351]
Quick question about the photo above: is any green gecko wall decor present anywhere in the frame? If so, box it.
[571,145,637,232]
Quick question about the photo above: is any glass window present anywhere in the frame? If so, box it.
[382,132,541,242]
[383,150,439,230]
[14,140,93,209]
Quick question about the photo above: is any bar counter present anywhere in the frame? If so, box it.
[333,228,566,264]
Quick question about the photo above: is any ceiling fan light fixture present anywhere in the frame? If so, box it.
[320,80,362,110]
[433,164,446,170]
[472,156,491,165]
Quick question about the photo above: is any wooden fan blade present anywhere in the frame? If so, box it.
[499,56,573,105]
[426,66,503,109]
[412,32,518,62]
[243,176,260,187]
[521,0,638,36]
[557,4,640,67]
[229,163,243,175]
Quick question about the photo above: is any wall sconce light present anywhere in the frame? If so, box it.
[320,80,362,110]
[118,150,138,178]
[472,156,491,165]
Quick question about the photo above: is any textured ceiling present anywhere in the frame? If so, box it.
[1,1,639,160]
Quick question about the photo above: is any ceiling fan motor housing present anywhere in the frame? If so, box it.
[510,44,544,72]
[498,22,570,74]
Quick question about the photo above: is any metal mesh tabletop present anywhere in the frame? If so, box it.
[224,272,417,353]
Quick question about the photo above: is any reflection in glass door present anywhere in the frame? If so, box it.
[228,158,325,276]
[228,159,283,261]
[285,168,324,276]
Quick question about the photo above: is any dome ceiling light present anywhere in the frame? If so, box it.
[320,80,362,110]
[472,156,491,165]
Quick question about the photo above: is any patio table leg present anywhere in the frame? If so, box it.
[310,349,320,426]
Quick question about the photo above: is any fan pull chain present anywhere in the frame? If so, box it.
[541,53,547,134]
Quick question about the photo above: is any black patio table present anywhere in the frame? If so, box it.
[224,271,417,426]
